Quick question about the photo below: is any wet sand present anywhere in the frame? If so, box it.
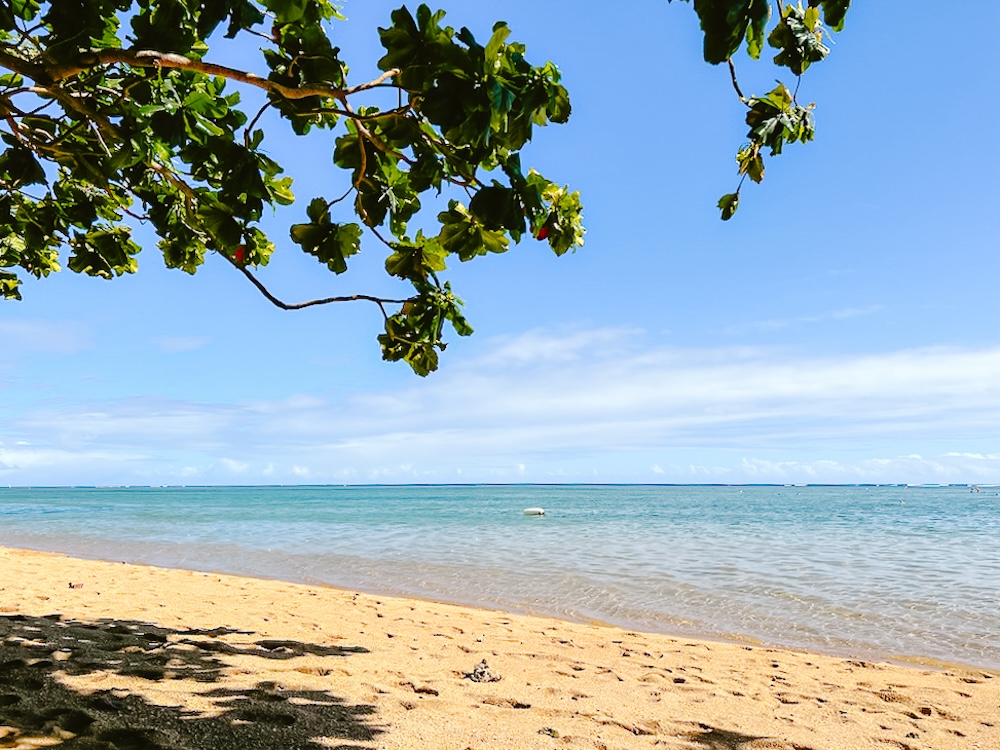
[1,546,997,749]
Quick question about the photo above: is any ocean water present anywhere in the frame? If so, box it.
[1,484,998,670]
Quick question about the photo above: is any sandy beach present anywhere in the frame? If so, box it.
[0,546,997,750]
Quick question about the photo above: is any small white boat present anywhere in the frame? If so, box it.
[523,507,545,516]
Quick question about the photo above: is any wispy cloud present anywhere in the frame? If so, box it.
[6,328,1000,484]
[17,398,234,451]
[727,305,883,333]
[0,320,92,354]
[154,335,212,353]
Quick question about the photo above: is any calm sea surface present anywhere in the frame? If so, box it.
[1,485,998,670]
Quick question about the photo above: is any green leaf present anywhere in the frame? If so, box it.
[736,144,764,183]
[0,146,47,188]
[769,2,830,75]
[436,202,509,261]
[385,236,448,281]
[529,173,585,255]
[745,0,770,59]
[67,227,141,278]
[469,184,518,232]
[718,192,740,221]
[268,176,295,206]
[809,0,850,32]
[196,203,243,249]
[377,280,471,375]
[690,0,772,64]
[260,0,308,24]
[11,0,41,22]
[160,235,207,274]
[0,270,21,300]
[225,0,267,37]
[290,220,362,274]
[484,23,511,68]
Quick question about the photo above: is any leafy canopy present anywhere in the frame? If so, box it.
[0,0,583,375]
[671,0,851,219]
[0,0,853,373]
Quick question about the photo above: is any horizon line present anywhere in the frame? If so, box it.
[3,482,994,490]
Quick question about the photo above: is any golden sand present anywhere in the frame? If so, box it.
[0,546,997,750]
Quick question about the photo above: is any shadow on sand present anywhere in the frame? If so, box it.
[0,613,379,750]
[684,724,816,750]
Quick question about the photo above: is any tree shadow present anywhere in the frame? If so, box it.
[683,724,817,750]
[0,613,379,750]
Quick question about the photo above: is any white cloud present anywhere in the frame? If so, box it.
[0,445,147,475]
[219,458,249,474]
[7,328,1000,484]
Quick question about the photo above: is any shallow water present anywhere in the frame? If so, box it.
[1,484,998,669]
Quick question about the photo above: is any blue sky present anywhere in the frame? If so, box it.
[3,0,1000,486]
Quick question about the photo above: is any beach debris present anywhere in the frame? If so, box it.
[465,659,502,683]
[482,696,530,709]
[68,582,84,589]
[538,727,560,738]
[401,680,439,696]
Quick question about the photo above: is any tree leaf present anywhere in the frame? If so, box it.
[809,0,850,32]
[718,192,740,221]
[67,227,141,278]
[290,221,362,274]
[385,236,448,281]
[0,270,21,300]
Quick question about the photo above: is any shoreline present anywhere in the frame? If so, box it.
[4,484,997,674]
[1,546,998,750]
[7,540,995,676]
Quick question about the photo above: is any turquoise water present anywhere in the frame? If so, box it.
[1,484,998,670]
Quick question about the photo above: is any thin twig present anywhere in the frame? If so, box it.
[325,185,354,210]
[366,224,395,250]
[727,58,747,103]
[88,119,112,157]
[243,100,270,148]
[121,205,150,222]
[308,103,412,121]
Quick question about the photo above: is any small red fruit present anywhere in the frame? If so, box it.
[534,225,549,241]
[233,245,247,265]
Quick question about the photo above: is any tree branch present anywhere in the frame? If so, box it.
[0,46,50,84]
[224,253,408,315]
[28,85,119,141]
[62,49,400,106]
[345,68,399,95]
